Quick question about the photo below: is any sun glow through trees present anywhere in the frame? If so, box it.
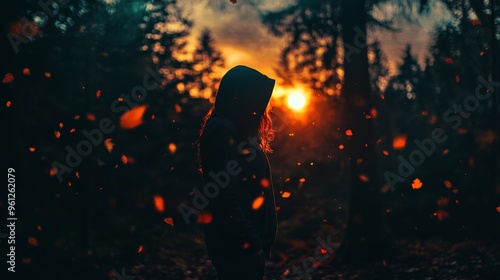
[286,91,307,111]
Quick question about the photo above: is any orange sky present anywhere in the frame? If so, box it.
[179,0,451,91]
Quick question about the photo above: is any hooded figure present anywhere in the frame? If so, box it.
[199,65,278,280]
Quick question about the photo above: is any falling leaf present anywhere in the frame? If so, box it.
[3,73,14,83]
[104,138,114,153]
[252,196,265,210]
[168,143,177,154]
[345,130,353,136]
[281,192,291,198]
[444,180,452,189]
[197,212,213,224]
[260,178,270,188]
[435,210,449,221]
[412,178,423,190]
[138,245,143,253]
[28,236,38,247]
[153,195,165,213]
[120,105,148,129]
[163,217,174,227]
[393,135,407,150]
[359,174,369,182]
[86,113,96,121]
[29,147,35,152]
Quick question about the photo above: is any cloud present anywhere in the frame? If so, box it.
[179,0,286,77]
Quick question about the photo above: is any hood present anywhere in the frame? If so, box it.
[212,65,275,137]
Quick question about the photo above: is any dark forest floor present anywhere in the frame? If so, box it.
[24,236,498,280]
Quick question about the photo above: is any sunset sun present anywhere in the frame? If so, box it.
[287,91,307,111]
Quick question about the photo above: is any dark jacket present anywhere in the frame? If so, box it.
[199,65,278,260]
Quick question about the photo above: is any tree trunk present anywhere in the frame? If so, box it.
[337,0,399,261]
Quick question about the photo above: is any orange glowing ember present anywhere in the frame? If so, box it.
[252,196,265,210]
[359,174,369,182]
[393,135,407,150]
[197,212,213,224]
[153,195,165,213]
[86,113,96,121]
[28,237,38,247]
[345,130,353,136]
[260,178,270,188]
[496,206,500,213]
[444,180,452,189]
[281,191,291,198]
[29,147,35,152]
[168,143,177,154]
[163,217,174,227]
[104,138,114,153]
[412,178,423,190]
[120,105,148,129]
[3,73,14,83]
[121,155,128,164]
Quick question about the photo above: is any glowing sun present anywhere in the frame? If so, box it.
[287,91,307,111]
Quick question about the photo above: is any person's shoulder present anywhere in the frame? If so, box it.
[202,117,238,142]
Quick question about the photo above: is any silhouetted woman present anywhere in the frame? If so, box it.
[198,65,278,280]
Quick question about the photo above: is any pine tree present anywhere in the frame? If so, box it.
[187,29,225,100]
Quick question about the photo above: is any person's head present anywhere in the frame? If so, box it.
[198,65,276,153]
